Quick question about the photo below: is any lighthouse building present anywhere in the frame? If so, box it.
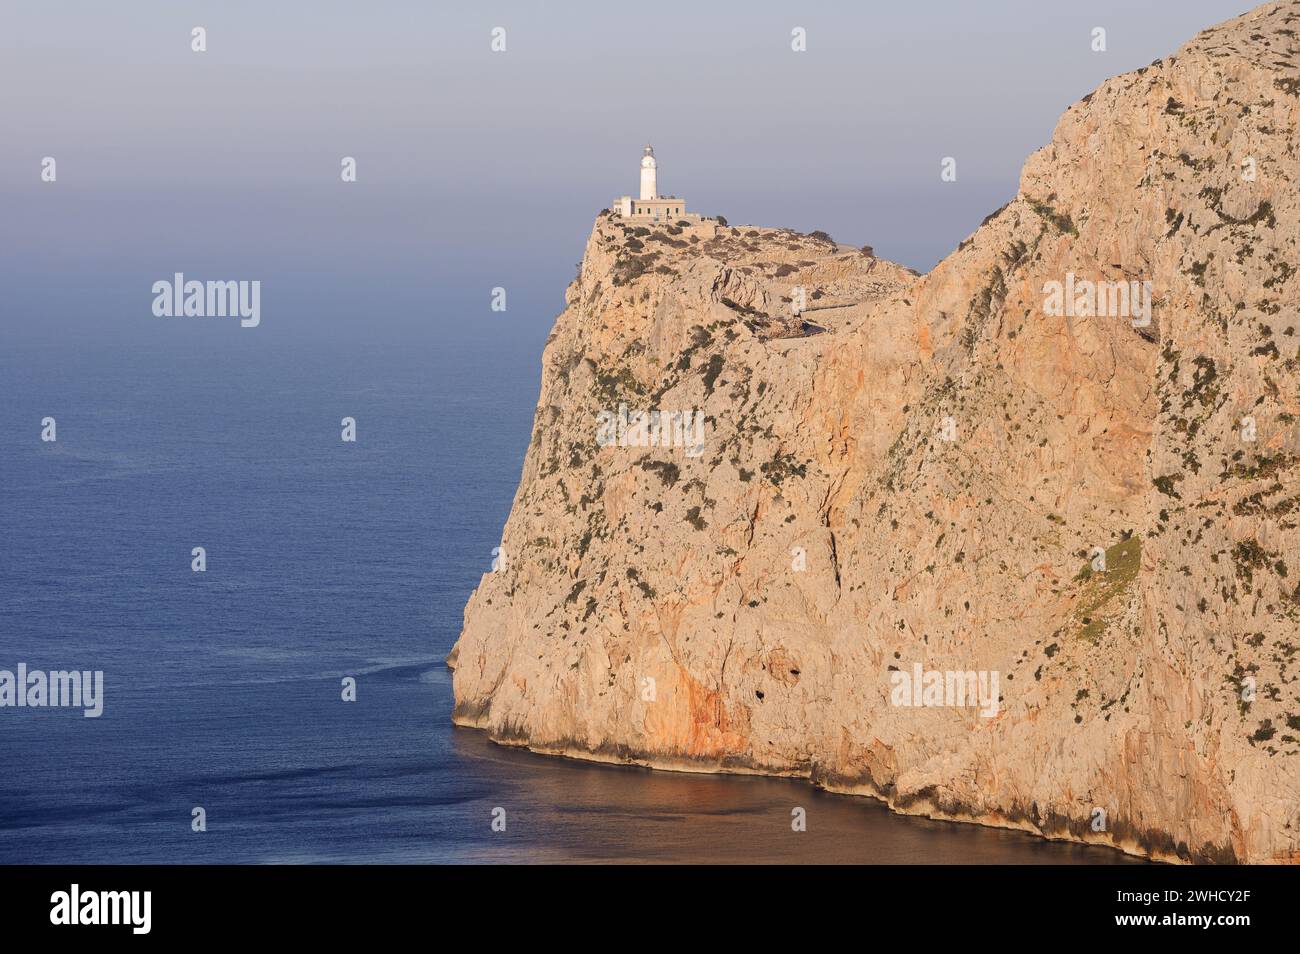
[611,145,699,222]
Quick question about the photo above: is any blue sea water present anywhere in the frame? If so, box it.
[0,329,1136,865]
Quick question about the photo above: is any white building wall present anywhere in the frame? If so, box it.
[639,157,657,200]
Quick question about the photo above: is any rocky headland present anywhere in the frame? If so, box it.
[450,1,1300,863]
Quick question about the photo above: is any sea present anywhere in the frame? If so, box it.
[0,322,1136,864]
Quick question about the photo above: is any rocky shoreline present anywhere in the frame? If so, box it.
[451,2,1300,864]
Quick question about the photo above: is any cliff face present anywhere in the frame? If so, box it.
[451,1,1300,863]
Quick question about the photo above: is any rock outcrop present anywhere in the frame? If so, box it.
[451,1,1300,863]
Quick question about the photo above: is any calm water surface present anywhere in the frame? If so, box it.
[0,336,1135,864]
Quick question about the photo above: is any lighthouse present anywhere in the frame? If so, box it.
[639,144,657,200]
[611,145,699,222]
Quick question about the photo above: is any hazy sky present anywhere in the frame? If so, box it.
[0,0,1254,346]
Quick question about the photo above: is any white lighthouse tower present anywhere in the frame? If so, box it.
[639,144,658,200]
[610,144,697,222]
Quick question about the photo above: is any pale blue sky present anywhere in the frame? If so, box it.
[0,0,1253,344]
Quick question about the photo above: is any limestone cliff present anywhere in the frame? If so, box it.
[450,1,1300,863]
